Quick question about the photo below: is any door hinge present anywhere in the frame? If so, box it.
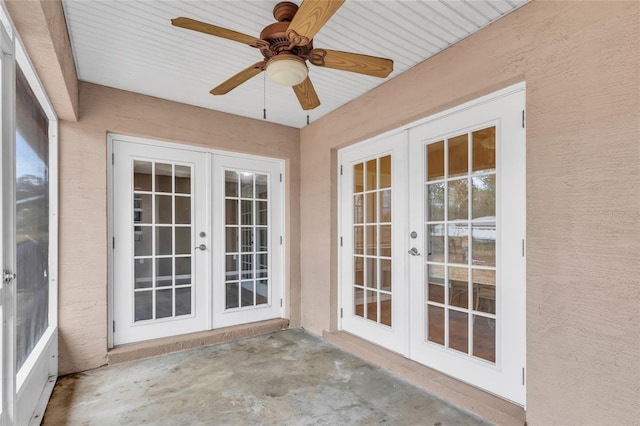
[340,165,343,176]
[340,236,343,247]
[280,236,283,245]
[522,368,525,385]
[112,153,114,165]
[280,298,283,308]
[112,321,115,333]
[522,239,525,257]
[279,173,282,182]
[113,237,115,249]
[522,110,525,128]
[340,308,343,318]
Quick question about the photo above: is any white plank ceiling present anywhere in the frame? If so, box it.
[62,0,529,128]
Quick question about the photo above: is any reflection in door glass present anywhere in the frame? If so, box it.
[353,155,392,327]
[424,126,497,363]
[225,170,270,310]
[16,66,50,370]
[132,160,193,321]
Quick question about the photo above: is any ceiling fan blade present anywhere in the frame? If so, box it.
[172,17,257,46]
[292,77,320,110]
[287,0,345,45]
[210,62,265,95]
[312,49,393,78]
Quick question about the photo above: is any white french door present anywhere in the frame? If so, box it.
[212,155,283,328]
[112,140,210,345]
[111,137,284,346]
[340,85,526,404]
[339,133,410,355]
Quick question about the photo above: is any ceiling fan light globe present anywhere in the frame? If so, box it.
[266,58,308,86]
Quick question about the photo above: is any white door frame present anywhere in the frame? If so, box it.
[338,82,526,405]
[108,134,286,347]
[111,138,211,345]
[212,154,284,329]
[338,132,410,355]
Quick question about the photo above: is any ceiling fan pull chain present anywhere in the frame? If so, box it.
[307,114,310,125]
[263,73,267,120]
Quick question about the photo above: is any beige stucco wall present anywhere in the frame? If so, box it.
[299,2,639,425]
[58,82,301,374]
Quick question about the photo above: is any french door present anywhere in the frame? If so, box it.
[340,85,525,404]
[111,136,284,346]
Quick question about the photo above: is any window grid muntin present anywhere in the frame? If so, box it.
[132,160,194,322]
[353,154,392,327]
[224,170,270,310]
[425,126,497,363]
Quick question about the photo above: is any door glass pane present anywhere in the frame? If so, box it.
[175,196,191,224]
[448,224,469,265]
[448,266,468,309]
[134,258,153,289]
[426,182,444,221]
[473,315,496,363]
[155,163,173,193]
[225,171,238,197]
[155,195,172,224]
[351,155,392,327]
[448,134,468,177]
[447,179,468,221]
[427,306,444,345]
[134,161,152,191]
[424,126,497,362]
[175,165,191,194]
[449,310,468,353]
[134,291,152,321]
[255,174,268,199]
[472,175,495,219]
[133,159,194,322]
[175,257,191,286]
[156,289,173,318]
[156,258,172,287]
[365,159,377,191]
[427,141,444,181]
[379,155,391,188]
[224,169,270,310]
[16,66,50,370]
[134,194,151,223]
[472,127,496,173]
[256,280,268,305]
[175,288,192,316]
[241,173,253,198]
[427,264,445,304]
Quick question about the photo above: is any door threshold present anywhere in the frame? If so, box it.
[108,319,289,365]
[323,330,525,426]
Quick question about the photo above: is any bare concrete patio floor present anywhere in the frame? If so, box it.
[43,329,491,425]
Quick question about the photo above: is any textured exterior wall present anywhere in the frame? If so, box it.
[6,0,79,121]
[58,82,300,374]
[299,2,640,425]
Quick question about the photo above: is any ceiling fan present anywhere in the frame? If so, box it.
[171,0,394,110]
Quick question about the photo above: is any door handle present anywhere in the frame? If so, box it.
[408,247,420,256]
[195,244,207,251]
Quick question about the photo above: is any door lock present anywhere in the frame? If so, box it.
[195,244,207,251]
[408,247,420,256]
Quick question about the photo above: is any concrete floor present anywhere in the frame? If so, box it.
[43,329,491,425]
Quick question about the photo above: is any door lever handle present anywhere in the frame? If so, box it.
[195,244,207,251]
[408,247,420,256]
